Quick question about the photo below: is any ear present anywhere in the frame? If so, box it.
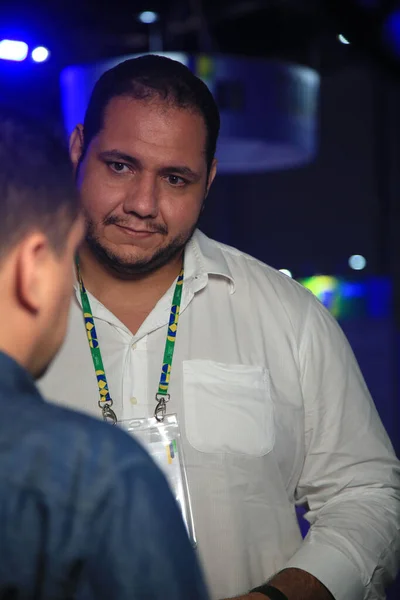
[206,158,217,198]
[15,233,53,315]
[69,124,85,174]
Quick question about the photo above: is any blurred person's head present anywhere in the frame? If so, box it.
[0,109,84,378]
[70,54,220,277]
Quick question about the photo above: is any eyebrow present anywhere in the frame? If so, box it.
[98,149,202,181]
[98,150,141,168]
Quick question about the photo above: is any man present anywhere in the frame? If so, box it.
[0,108,209,599]
[39,55,400,600]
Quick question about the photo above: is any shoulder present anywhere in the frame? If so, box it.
[43,402,151,468]
[13,399,158,512]
[197,230,320,319]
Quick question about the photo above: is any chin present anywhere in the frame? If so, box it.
[112,248,155,265]
[88,234,187,277]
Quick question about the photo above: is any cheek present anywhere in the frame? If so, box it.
[54,262,74,312]
[80,169,122,221]
[54,284,73,338]
[41,277,71,348]
[161,192,204,229]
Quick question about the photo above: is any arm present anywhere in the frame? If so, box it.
[227,297,400,600]
[84,445,209,600]
[283,298,400,600]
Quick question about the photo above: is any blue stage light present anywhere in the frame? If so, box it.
[383,9,400,56]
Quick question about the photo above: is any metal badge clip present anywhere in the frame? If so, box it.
[154,393,170,422]
[99,399,117,425]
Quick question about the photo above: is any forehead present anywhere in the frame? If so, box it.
[96,96,207,167]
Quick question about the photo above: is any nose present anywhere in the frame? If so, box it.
[122,172,159,219]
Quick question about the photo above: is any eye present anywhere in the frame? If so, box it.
[108,162,130,174]
[166,174,187,187]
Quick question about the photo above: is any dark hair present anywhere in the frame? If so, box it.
[0,108,79,259]
[82,54,220,173]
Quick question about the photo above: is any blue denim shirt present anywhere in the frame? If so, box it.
[0,351,209,599]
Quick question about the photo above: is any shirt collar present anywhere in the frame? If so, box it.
[185,229,236,293]
[0,351,42,401]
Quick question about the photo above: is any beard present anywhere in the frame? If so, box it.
[84,213,199,278]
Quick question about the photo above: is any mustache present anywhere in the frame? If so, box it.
[103,215,168,235]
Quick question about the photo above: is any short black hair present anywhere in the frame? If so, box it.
[0,108,79,259]
[82,54,220,173]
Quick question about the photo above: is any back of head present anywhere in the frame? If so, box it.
[0,108,82,378]
[0,108,79,261]
[82,54,220,172]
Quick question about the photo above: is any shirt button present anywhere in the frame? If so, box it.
[131,342,137,350]
[130,396,138,405]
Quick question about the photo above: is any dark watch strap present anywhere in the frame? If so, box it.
[250,583,289,600]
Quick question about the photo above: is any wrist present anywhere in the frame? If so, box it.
[250,584,288,600]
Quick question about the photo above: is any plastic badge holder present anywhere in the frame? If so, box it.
[119,413,196,546]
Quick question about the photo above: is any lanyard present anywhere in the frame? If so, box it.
[76,261,184,425]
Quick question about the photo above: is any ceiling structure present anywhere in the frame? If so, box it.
[0,0,398,128]
[0,0,397,74]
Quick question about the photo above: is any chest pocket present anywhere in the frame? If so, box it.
[183,360,274,457]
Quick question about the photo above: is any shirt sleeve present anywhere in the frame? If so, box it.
[80,448,210,600]
[285,297,400,600]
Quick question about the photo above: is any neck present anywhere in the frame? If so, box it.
[77,245,184,333]
[0,268,37,377]
[0,318,33,375]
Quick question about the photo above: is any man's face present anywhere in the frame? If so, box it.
[33,216,85,379]
[70,96,217,276]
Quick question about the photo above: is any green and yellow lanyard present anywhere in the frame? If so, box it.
[76,260,184,424]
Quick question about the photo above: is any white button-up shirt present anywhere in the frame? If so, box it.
[39,230,400,600]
